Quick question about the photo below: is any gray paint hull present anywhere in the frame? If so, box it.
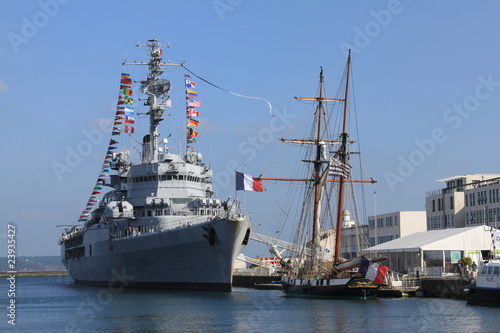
[61,217,250,291]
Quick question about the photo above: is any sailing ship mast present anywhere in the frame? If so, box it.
[259,50,375,272]
[333,50,351,265]
[294,67,340,272]
[276,52,385,299]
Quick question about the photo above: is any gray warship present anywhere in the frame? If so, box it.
[59,40,252,291]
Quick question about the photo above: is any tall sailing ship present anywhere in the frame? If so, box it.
[59,40,252,291]
[261,52,387,298]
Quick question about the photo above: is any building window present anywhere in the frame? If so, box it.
[395,215,398,225]
[450,196,454,210]
[465,194,468,207]
[432,200,436,212]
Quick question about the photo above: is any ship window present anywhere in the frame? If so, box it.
[179,175,184,180]
[155,209,162,216]
[167,175,172,180]
[160,175,167,181]
[200,210,205,215]
[173,175,177,180]
[487,266,494,275]
[494,266,500,275]
[207,210,211,215]
[147,210,152,217]
[164,209,168,215]
[481,266,488,274]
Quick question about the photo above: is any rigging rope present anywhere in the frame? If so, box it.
[181,64,274,117]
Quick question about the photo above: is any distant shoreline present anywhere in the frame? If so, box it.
[0,271,69,277]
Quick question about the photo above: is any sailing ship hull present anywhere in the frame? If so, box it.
[281,276,379,299]
[61,217,250,291]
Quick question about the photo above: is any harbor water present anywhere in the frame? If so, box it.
[1,276,499,332]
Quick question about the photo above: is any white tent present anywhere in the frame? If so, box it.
[366,226,499,275]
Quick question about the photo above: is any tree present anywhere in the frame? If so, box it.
[462,256,472,268]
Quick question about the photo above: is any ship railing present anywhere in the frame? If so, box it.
[408,266,459,278]
[385,270,421,288]
[157,214,226,232]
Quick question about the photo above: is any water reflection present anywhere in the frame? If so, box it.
[4,277,500,333]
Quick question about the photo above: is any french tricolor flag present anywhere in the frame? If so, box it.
[235,171,264,192]
[359,256,389,285]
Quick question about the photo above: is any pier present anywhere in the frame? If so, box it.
[0,271,472,298]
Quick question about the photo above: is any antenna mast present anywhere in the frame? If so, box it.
[123,39,181,163]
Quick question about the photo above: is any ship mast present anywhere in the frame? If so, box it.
[333,50,352,265]
[123,39,180,163]
[293,68,341,273]
[259,51,371,271]
[311,68,326,272]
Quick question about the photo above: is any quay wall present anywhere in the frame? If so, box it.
[232,274,280,287]
[419,278,471,299]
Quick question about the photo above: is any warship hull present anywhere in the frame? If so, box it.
[61,217,250,291]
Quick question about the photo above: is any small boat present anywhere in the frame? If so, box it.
[259,51,388,299]
[465,259,500,306]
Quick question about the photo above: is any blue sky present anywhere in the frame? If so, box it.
[2,0,500,257]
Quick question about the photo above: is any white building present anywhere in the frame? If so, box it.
[368,225,500,275]
[339,209,369,260]
[426,174,500,230]
[367,211,426,247]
